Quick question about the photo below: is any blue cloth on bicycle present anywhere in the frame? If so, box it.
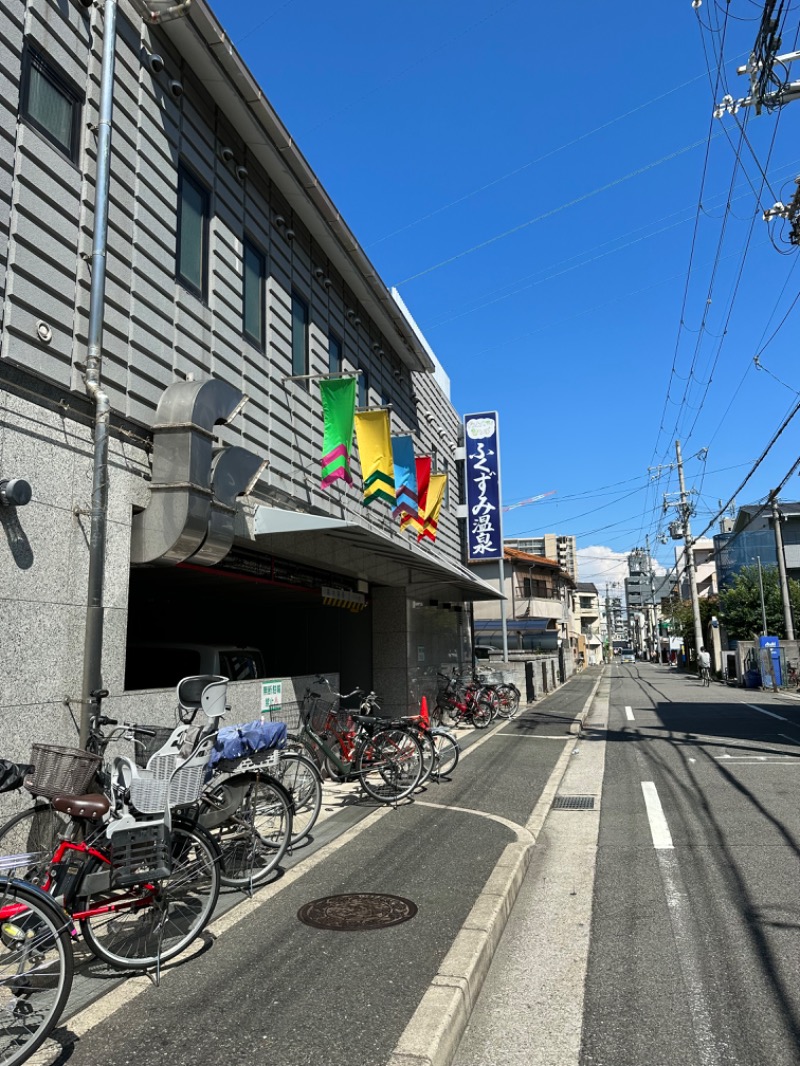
[207,720,287,771]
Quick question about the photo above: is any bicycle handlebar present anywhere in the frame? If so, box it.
[307,676,365,703]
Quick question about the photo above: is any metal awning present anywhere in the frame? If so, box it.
[252,506,504,602]
[474,618,557,632]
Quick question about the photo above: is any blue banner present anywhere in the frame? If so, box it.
[464,412,503,562]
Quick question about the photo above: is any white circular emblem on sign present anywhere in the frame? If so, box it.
[466,417,495,440]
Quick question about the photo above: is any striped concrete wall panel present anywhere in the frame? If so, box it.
[1,0,469,573]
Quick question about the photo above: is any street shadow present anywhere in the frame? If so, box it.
[598,679,800,1048]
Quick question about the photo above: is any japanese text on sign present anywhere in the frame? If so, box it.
[260,680,283,713]
[464,412,503,562]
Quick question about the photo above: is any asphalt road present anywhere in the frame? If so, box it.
[454,662,800,1066]
[581,663,800,1066]
[39,670,600,1066]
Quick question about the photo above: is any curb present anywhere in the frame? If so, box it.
[569,667,605,735]
[386,668,605,1066]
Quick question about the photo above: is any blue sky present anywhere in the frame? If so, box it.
[212,1,800,592]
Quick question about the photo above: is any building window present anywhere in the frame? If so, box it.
[522,577,548,598]
[357,368,368,408]
[291,291,309,378]
[243,239,265,347]
[329,333,342,374]
[20,47,81,161]
[176,165,209,298]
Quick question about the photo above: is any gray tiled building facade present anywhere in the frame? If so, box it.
[0,0,497,768]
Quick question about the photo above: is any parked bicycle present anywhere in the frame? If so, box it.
[0,873,74,1066]
[161,685,295,890]
[435,673,494,729]
[396,699,460,783]
[0,678,225,972]
[292,678,424,803]
[476,675,521,719]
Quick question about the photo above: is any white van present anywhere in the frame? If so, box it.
[125,643,266,690]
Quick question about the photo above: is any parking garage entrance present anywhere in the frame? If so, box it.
[124,546,372,692]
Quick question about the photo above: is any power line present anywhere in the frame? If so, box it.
[427,157,800,331]
[694,396,800,543]
[393,135,723,287]
[369,68,720,248]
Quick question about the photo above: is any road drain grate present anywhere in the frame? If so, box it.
[297,893,418,931]
[552,795,595,810]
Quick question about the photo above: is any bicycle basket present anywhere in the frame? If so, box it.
[133,726,175,769]
[108,822,171,888]
[26,744,101,799]
[265,701,301,732]
[302,695,338,733]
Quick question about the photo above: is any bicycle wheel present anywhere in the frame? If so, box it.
[273,753,322,846]
[430,729,459,779]
[285,732,323,769]
[429,701,445,728]
[479,688,500,722]
[0,879,74,1066]
[356,728,423,803]
[214,775,293,889]
[471,698,493,729]
[78,819,220,970]
[0,805,68,886]
[494,684,521,718]
[416,730,436,787]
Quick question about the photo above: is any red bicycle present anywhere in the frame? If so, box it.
[435,673,494,729]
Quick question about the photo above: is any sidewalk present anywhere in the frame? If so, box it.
[47,667,604,1066]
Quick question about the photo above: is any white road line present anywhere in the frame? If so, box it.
[746,703,792,723]
[714,756,797,763]
[656,852,729,1066]
[641,781,674,850]
[625,705,635,721]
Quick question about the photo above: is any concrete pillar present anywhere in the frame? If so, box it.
[371,586,411,720]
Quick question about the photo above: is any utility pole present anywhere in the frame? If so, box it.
[676,440,704,670]
[605,584,615,662]
[756,556,768,636]
[646,533,657,662]
[770,491,795,639]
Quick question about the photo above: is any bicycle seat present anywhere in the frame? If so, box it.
[51,793,110,820]
[351,713,394,727]
[177,675,229,719]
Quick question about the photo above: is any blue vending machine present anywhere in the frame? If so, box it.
[758,635,782,687]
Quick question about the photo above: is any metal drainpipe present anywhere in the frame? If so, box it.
[80,0,118,746]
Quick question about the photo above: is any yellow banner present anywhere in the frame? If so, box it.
[418,474,446,542]
[354,410,396,506]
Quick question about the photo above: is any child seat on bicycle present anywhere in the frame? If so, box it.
[125,675,228,815]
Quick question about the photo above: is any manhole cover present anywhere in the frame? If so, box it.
[552,795,595,810]
[297,893,418,931]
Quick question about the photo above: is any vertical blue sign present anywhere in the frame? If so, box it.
[464,412,503,562]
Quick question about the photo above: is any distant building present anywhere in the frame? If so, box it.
[675,538,718,600]
[504,534,578,581]
[713,501,800,589]
[574,582,603,665]
[471,548,575,662]
[624,548,672,615]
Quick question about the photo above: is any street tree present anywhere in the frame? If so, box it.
[718,564,800,640]
[668,595,719,657]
